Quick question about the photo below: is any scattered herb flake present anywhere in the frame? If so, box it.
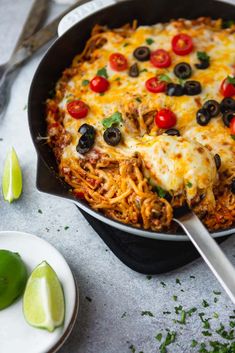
[156,186,167,198]
[146,38,154,45]
[23,104,27,110]
[222,19,235,28]
[99,92,105,96]
[102,111,123,128]
[197,51,210,62]
[202,300,209,308]
[38,209,42,214]
[213,312,219,319]
[231,135,235,140]
[186,181,193,188]
[96,66,108,79]
[121,312,127,318]
[159,331,176,353]
[64,226,69,230]
[173,295,178,302]
[82,79,90,86]
[141,311,154,317]
[214,297,218,303]
[213,291,221,295]
[178,78,186,86]
[187,307,197,316]
[140,68,148,73]
[163,311,171,315]
[160,281,166,287]
[146,275,152,280]
[155,333,162,342]
[202,331,212,336]
[123,43,130,47]
[85,296,92,302]
[227,76,235,85]
[159,74,172,83]
[190,275,196,279]
[129,344,136,353]
[229,321,235,328]
[135,97,142,103]
[176,278,181,285]
[191,340,198,347]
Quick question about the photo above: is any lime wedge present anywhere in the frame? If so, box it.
[23,261,65,332]
[2,147,22,203]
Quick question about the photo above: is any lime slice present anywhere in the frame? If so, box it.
[23,261,65,332]
[2,147,22,203]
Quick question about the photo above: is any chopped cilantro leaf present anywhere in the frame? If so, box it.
[176,278,181,285]
[159,74,172,83]
[38,209,42,214]
[140,68,148,73]
[99,92,105,96]
[173,295,178,302]
[163,311,171,315]
[146,38,154,45]
[186,181,193,188]
[191,340,198,347]
[129,344,136,353]
[155,333,162,342]
[213,291,221,295]
[229,321,235,328]
[121,312,127,318]
[156,186,167,198]
[159,331,176,353]
[123,43,130,47]
[213,312,219,319]
[102,112,123,128]
[82,79,90,86]
[227,76,235,85]
[146,275,152,280]
[135,97,142,103]
[202,331,212,336]
[96,66,108,79]
[197,51,210,62]
[202,300,209,308]
[216,323,234,340]
[187,307,197,316]
[141,311,154,317]
[160,281,166,287]
[190,275,196,279]
[175,305,183,315]
[64,226,69,230]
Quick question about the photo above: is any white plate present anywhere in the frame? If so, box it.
[0,231,79,353]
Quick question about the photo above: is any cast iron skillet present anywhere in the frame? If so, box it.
[28,0,235,241]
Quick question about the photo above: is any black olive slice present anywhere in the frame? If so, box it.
[220,97,235,113]
[196,108,211,126]
[166,83,184,96]
[184,80,202,96]
[78,123,95,136]
[129,63,139,77]
[231,178,235,194]
[174,62,192,79]
[195,60,209,70]
[222,110,235,127]
[202,100,220,117]
[214,154,221,170]
[133,46,150,61]
[76,133,95,154]
[165,128,180,136]
[103,127,121,146]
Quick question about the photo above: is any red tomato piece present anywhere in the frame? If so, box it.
[155,109,177,129]
[230,116,235,135]
[67,100,89,119]
[172,34,193,56]
[109,53,128,71]
[220,77,235,97]
[74,191,85,199]
[145,77,166,93]
[90,76,110,93]
[150,49,171,68]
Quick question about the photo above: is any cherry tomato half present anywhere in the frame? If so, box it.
[109,53,128,71]
[155,109,177,129]
[90,76,110,93]
[145,77,166,93]
[230,116,235,135]
[150,49,171,68]
[67,100,89,119]
[220,77,235,97]
[172,34,193,56]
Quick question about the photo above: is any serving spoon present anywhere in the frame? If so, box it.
[174,210,235,304]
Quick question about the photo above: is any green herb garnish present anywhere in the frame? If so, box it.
[159,74,172,83]
[123,43,130,47]
[38,209,42,214]
[222,19,235,28]
[156,186,167,198]
[231,135,235,140]
[85,296,92,302]
[97,66,108,79]
[121,312,127,318]
[186,181,193,188]
[213,291,222,295]
[191,340,198,347]
[173,295,178,302]
[202,300,209,308]
[159,331,176,353]
[129,344,136,353]
[102,111,123,128]
[227,76,235,85]
[176,278,181,285]
[197,51,210,62]
[135,97,142,103]
[146,275,152,280]
[140,68,148,73]
[64,226,69,230]
[146,38,154,45]
[155,333,162,342]
[160,281,166,287]
[141,311,154,317]
[82,79,90,86]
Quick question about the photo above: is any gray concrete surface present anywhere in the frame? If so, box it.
[0,1,234,352]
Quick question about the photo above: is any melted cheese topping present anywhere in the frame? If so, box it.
[59,20,235,202]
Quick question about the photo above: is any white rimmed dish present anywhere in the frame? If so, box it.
[0,231,79,353]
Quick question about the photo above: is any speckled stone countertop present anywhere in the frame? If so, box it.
[0,1,235,352]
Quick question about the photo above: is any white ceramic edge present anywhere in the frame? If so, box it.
[58,0,235,37]
[36,190,235,241]
[57,0,116,36]
[0,230,79,353]
[56,0,235,241]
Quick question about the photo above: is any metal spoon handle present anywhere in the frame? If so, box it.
[174,212,235,304]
